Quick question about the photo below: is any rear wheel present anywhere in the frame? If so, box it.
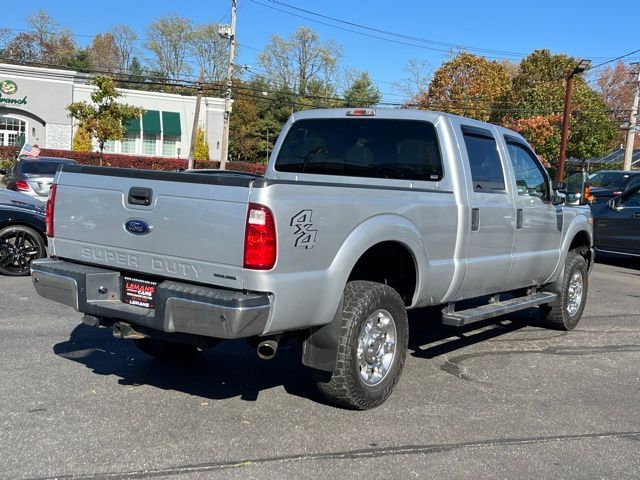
[0,225,46,276]
[313,281,408,410]
[134,338,202,362]
[540,250,588,330]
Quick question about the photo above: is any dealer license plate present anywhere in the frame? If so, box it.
[121,276,158,309]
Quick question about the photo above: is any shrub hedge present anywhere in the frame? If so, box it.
[0,146,267,175]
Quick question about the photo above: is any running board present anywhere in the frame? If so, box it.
[441,292,558,327]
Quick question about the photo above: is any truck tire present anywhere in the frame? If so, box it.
[313,281,408,410]
[134,338,201,362]
[540,250,588,330]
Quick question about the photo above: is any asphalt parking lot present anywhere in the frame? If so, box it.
[1,256,639,479]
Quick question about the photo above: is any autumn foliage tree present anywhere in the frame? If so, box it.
[418,52,511,122]
[505,49,617,165]
[597,61,638,149]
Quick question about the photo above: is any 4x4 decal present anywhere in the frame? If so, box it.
[290,210,317,249]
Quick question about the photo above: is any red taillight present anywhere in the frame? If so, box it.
[46,183,57,237]
[15,180,30,191]
[243,203,277,270]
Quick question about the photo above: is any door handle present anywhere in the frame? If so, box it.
[516,208,523,229]
[471,208,480,231]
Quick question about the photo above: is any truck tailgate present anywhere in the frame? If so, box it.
[50,165,252,290]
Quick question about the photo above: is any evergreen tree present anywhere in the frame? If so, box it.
[343,72,381,107]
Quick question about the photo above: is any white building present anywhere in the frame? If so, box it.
[0,63,225,160]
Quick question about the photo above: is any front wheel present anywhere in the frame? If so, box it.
[313,281,408,410]
[540,250,589,330]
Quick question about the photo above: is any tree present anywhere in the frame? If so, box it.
[194,126,210,161]
[145,15,193,80]
[502,115,562,167]
[71,125,93,152]
[86,33,120,73]
[1,32,39,64]
[67,76,144,165]
[399,58,432,104]
[189,24,230,82]
[506,49,617,164]
[25,10,76,65]
[420,52,511,122]
[596,61,638,149]
[258,27,341,95]
[343,72,381,107]
[111,24,138,72]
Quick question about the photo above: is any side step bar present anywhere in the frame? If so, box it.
[442,292,558,327]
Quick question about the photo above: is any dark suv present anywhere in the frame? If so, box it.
[589,170,640,204]
[2,157,77,201]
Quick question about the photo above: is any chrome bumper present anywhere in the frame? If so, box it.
[31,259,271,339]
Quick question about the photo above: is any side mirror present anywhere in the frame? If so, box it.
[552,190,566,205]
[553,181,566,191]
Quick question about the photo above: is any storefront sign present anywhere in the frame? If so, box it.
[0,80,28,105]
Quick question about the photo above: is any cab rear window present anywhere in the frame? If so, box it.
[275,118,443,181]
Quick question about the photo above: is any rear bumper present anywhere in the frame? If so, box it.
[31,259,271,339]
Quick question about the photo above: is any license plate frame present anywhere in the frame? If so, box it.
[121,275,158,309]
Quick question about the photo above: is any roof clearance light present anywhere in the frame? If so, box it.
[346,109,376,117]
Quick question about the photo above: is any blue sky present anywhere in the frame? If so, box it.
[2,0,638,102]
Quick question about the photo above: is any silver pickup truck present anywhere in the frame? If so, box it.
[32,108,593,409]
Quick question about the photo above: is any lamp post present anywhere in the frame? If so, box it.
[556,59,591,183]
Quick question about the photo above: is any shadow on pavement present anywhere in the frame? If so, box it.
[407,306,539,359]
[54,324,330,406]
[53,306,540,405]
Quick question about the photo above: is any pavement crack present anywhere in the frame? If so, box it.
[24,431,640,480]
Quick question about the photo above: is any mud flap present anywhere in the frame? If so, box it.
[301,298,343,372]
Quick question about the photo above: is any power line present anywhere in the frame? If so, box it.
[0,57,627,118]
[258,0,526,58]
[587,48,640,72]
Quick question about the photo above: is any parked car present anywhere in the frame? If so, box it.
[0,189,47,276]
[31,108,592,409]
[588,170,640,204]
[3,157,77,201]
[592,185,640,257]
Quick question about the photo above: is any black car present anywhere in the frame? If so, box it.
[2,156,77,201]
[592,185,640,257]
[0,189,47,276]
[588,170,640,204]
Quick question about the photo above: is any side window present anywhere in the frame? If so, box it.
[625,176,640,192]
[505,141,549,201]
[621,191,640,208]
[462,127,505,192]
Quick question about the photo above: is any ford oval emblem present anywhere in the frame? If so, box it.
[124,219,153,235]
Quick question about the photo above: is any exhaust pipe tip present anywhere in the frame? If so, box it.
[257,339,279,360]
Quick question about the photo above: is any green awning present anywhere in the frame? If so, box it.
[142,110,161,134]
[125,116,141,133]
[162,111,181,136]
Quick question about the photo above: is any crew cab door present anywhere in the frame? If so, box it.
[596,187,640,255]
[457,125,515,297]
[502,136,562,287]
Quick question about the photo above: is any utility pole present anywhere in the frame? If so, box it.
[219,0,237,170]
[557,59,591,183]
[623,64,640,171]
[188,67,204,170]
